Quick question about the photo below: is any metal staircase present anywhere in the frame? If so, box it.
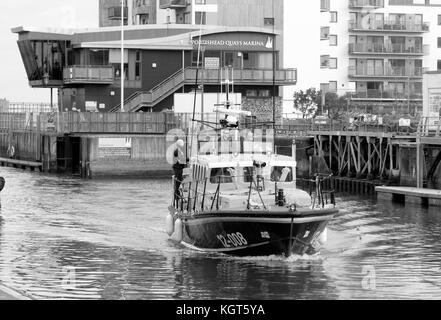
[110,68,187,112]
[110,67,297,112]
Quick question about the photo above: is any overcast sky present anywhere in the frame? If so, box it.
[0,0,318,103]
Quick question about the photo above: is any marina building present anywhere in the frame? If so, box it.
[12,0,293,118]
[320,0,441,112]
[12,24,295,116]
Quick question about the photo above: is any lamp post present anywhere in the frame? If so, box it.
[121,0,125,112]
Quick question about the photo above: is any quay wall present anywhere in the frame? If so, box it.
[399,145,420,188]
[87,135,174,178]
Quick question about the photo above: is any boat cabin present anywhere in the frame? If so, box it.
[189,154,297,192]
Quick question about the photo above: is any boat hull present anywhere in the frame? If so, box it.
[169,208,336,257]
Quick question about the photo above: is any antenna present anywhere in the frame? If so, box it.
[272,0,276,154]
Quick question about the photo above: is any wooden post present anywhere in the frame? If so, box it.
[416,137,424,189]
[356,136,361,178]
[329,135,332,173]
[389,138,393,180]
[347,137,351,177]
[367,137,372,179]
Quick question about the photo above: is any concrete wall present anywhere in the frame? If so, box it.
[0,131,41,162]
[423,71,441,117]
[399,145,422,187]
[87,135,174,178]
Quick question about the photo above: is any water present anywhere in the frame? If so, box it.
[0,167,441,300]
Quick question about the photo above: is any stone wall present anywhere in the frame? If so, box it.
[242,97,283,122]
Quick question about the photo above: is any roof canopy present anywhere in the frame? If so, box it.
[12,24,281,51]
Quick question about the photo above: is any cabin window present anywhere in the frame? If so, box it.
[243,167,255,183]
[271,167,294,183]
[210,168,235,184]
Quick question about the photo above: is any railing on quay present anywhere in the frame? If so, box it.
[0,112,431,137]
[417,117,441,137]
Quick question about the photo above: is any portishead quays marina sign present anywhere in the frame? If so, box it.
[191,32,275,51]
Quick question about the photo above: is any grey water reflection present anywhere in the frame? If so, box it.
[1,167,441,300]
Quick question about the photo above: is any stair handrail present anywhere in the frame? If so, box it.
[110,68,189,112]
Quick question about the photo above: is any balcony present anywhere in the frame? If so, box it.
[348,66,425,78]
[349,43,427,55]
[349,0,384,9]
[349,20,430,33]
[351,89,422,100]
[159,0,187,9]
[185,68,297,86]
[108,6,128,20]
[63,66,114,84]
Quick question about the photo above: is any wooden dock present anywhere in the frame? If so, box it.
[0,157,43,171]
[376,186,441,206]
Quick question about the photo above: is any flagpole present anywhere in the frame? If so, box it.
[121,0,125,112]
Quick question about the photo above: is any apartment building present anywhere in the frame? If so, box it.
[99,0,284,80]
[99,0,282,29]
[320,0,441,111]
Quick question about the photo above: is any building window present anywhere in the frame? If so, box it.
[438,15,441,25]
[329,81,337,93]
[264,18,275,26]
[246,90,258,97]
[321,55,330,68]
[437,60,441,71]
[329,58,337,69]
[259,90,271,98]
[195,12,206,25]
[330,11,338,23]
[321,27,330,40]
[320,0,330,12]
[329,35,338,46]
[135,50,141,80]
[137,14,149,25]
[184,12,191,24]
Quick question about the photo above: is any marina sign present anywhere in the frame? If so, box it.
[191,33,275,51]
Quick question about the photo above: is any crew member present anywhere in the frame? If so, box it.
[173,140,187,206]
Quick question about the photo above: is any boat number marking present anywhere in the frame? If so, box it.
[217,233,248,248]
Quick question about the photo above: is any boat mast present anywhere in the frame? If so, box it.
[272,0,276,154]
[190,13,205,159]
[120,0,125,112]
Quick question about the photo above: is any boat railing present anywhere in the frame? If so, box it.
[299,173,336,209]
[172,174,279,214]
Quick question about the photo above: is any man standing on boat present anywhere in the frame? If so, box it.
[172,140,187,206]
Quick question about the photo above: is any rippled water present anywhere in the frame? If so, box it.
[0,167,441,300]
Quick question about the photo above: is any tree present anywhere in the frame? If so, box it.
[293,88,319,119]
[320,92,349,121]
